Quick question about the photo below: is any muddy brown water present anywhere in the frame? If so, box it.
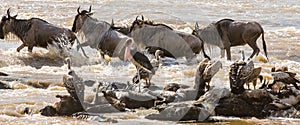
[0,0,300,124]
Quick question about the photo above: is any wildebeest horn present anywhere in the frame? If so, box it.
[7,8,11,18]
[88,5,92,13]
[135,15,139,21]
[141,15,144,21]
[77,6,81,14]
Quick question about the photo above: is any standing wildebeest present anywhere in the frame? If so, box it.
[72,6,133,60]
[193,19,268,60]
[0,9,76,53]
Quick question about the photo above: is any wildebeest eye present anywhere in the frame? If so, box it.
[1,16,8,21]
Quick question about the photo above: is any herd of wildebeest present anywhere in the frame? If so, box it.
[1,6,300,121]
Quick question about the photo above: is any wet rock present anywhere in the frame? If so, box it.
[40,95,84,116]
[146,102,210,121]
[86,104,123,113]
[54,95,84,116]
[0,71,8,76]
[0,81,11,89]
[116,90,156,109]
[40,106,57,116]
[146,88,230,121]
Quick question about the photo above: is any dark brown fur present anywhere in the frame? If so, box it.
[195,19,268,60]
[0,9,76,52]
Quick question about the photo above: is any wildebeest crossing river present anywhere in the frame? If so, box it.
[0,0,300,124]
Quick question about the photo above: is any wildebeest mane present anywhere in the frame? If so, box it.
[72,13,96,32]
[10,18,49,41]
[215,19,234,38]
[143,20,173,30]
[10,19,33,40]
[71,14,79,32]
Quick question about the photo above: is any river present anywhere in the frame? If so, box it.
[0,0,300,124]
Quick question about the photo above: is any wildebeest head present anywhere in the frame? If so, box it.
[72,6,93,33]
[0,8,17,39]
[192,22,201,36]
[129,15,145,32]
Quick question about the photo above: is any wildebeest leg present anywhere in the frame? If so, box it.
[220,49,225,58]
[247,41,260,60]
[225,47,231,60]
[28,45,34,53]
[76,41,90,51]
[17,44,26,52]
[136,67,141,92]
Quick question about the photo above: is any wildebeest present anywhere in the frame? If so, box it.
[0,8,76,53]
[127,16,197,61]
[72,6,133,60]
[193,19,268,60]
[139,18,210,59]
[113,16,210,60]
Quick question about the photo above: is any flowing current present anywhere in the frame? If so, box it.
[0,0,300,124]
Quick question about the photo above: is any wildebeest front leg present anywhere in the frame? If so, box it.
[28,45,34,53]
[226,47,231,60]
[76,41,90,51]
[221,49,225,58]
[17,44,26,52]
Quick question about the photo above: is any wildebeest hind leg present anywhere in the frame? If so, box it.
[17,44,26,52]
[247,41,260,60]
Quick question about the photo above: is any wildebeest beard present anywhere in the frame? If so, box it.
[71,14,79,32]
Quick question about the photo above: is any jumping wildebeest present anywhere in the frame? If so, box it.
[72,6,134,60]
[193,19,268,60]
[0,8,76,53]
[128,16,196,61]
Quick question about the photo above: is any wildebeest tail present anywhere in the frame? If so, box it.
[260,25,268,61]
[201,42,211,60]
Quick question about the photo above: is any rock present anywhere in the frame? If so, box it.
[146,102,210,121]
[40,106,57,116]
[0,72,8,76]
[86,104,122,113]
[40,95,84,116]
[146,88,230,121]
[0,81,11,89]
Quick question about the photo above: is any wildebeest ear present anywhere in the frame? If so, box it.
[88,5,92,13]
[12,14,17,19]
[195,22,199,30]
[111,19,114,26]
[135,15,139,22]
[87,13,94,16]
